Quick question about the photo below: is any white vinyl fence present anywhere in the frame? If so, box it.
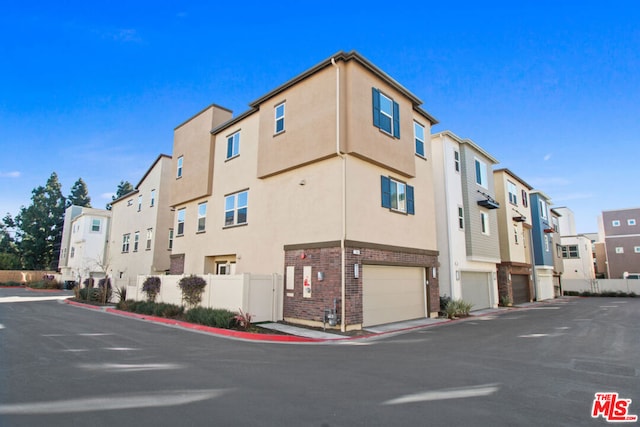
[119,274,284,323]
[562,278,640,295]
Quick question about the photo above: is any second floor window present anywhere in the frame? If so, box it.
[177,208,185,235]
[122,234,130,253]
[198,202,207,232]
[458,206,464,230]
[380,176,414,215]
[168,228,174,250]
[225,191,248,226]
[475,158,488,188]
[91,219,101,232]
[227,132,240,159]
[372,88,400,138]
[508,181,518,205]
[137,195,142,211]
[275,103,285,134]
[562,245,579,258]
[177,156,183,178]
[146,228,153,250]
[150,189,156,207]
[133,231,140,252]
[414,122,425,157]
[480,211,490,235]
[540,199,548,220]
[454,150,460,172]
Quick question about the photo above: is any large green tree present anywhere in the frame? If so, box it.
[67,178,91,207]
[106,180,134,210]
[15,172,66,270]
[0,214,21,269]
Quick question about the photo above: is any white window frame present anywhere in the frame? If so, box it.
[275,102,285,134]
[513,225,519,244]
[507,181,518,205]
[458,206,464,230]
[177,208,185,236]
[389,179,407,213]
[634,246,640,253]
[137,195,142,211]
[133,231,140,252]
[197,202,207,232]
[414,121,425,157]
[91,218,101,233]
[544,234,550,252]
[615,247,624,254]
[177,156,183,178]
[612,220,620,227]
[226,131,240,159]
[540,199,548,220]
[628,219,636,226]
[70,247,75,258]
[480,211,490,235]
[168,228,174,250]
[454,150,460,173]
[225,191,248,227]
[475,158,488,188]
[150,189,156,207]
[122,234,130,253]
[146,228,152,250]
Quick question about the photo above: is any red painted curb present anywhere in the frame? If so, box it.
[25,287,68,293]
[65,299,105,310]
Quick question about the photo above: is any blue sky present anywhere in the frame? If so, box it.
[1,1,638,233]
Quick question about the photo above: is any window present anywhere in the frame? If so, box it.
[514,225,519,244]
[634,246,640,253]
[522,190,528,208]
[556,244,562,258]
[480,211,489,235]
[197,202,207,232]
[133,231,140,252]
[628,219,636,226]
[612,220,620,227]
[177,156,183,178]
[458,206,464,230]
[146,228,152,250]
[275,102,285,134]
[91,219,101,232]
[168,228,174,250]
[225,191,248,226]
[507,181,518,205]
[475,158,488,188]
[544,234,550,252]
[539,199,548,220]
[70,247,75,258]
[615,247,624,254]
[552,216,560,233]
[177,208,185,235]
[150,190,156,207]
[137,195,142,211]
[414,122,425,157]
[122,234,130,253]
[454,150,460,172]
[372,88,400,138]
[226,131,240,159]
[562,245,579,258]
[380,176,415,215]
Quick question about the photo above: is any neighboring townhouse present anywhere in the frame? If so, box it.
[431,131,501,310]
[583,232,607,278]
[169,51,440,330]
[552,207,594,286]
[493,169,534,304]
[529,191,556,300]
[58,205,112,283]
[550,208,564,295]
[598,207,640,278]
[109,154,175,285]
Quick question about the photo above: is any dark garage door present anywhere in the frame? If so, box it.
[512,274,530,304]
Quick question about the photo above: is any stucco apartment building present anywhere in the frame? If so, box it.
[58,205,112,283]
[169,51,440,330]
[493,169,534,304]
[109,154,175,285]
[431,131,501,310]
[598,207,640,278]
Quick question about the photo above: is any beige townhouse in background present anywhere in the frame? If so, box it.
[431,131,501,310]
[169,51,441,330]
[493,168,534,304]
[108,154,175,285]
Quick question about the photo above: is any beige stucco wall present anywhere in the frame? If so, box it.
[170,105,232,207]
[494,170,532,264]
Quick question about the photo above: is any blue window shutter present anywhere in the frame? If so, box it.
[372,88,380,128]
[392,101,400,138]
[381,176,391,208]
[406,185,415,215]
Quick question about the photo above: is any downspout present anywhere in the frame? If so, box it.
[331,57,347,332]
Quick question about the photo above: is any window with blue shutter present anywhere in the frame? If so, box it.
[381,176,391,208]
[381,175,414,215]
[372,88,400,138]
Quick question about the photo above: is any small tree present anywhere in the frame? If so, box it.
[142,276,161,302]
[178,275,206,309]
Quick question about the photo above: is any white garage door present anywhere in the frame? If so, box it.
[362,265,426,327]
[460,272,491,310]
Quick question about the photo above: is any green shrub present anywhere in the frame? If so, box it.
[152,303,184,318]
[185,307,235,329]
[79,288,101,301]
[142,276,161,302]
[445,299,473,319]
[113,286,127,303]
[1,281,22,287]
[28,278,61,289]
[178,275,207,308]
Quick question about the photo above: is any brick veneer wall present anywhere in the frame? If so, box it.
[497,262,532,303]
[283,240,439,329]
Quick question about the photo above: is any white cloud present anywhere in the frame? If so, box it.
[543,153,552,161]
[0,171,21,178]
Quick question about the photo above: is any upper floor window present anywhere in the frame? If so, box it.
[475,158,488,188]
[615,247,624,254]
[454,150,460,172]
[168,228,174,250]
[227,131,240,159]
[275,102,285,134]
[514,225,519,244]
[522,190,529,208]
[480,211,490,235]
[458,206,464,230]
[91,219,101,232]
[70,247,75,258]
[628,219,636,226]
[137,195,142,211]
[380,176,414,215]
[177,156,183,178]
[634,246,640,253]
[372,88,400,138]
[122,234,130,253]
[562,245,579,258]
[150,189,156,207]
[539,199,548,220]
[414,122,425,157]
[225,191,248,227]
[177,208,185,236]
[133,231,140,252]
[507,181,518,205]
[544,234,550,252]
[146,228,153,250]
[612,220,620,227]
[197,202,207,232]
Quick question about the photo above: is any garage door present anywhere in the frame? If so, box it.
[511,274,530,304]
[362,265,426,327]
[460,272,491,310]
